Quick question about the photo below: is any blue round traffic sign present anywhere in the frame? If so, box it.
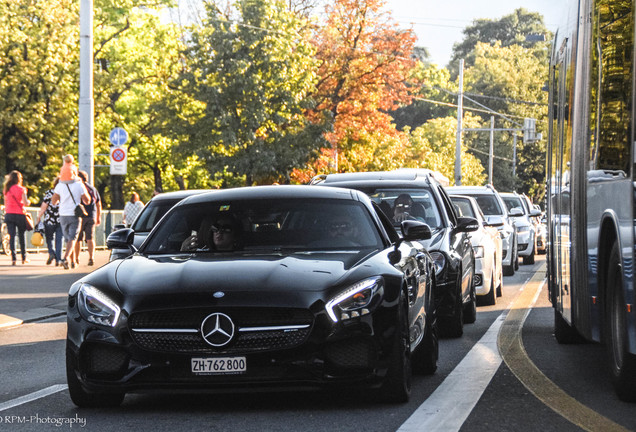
[109,127,128,146]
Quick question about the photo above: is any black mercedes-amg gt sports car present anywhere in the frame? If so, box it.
[66,185,438,406]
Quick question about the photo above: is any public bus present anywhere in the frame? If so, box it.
[547,0,636,401]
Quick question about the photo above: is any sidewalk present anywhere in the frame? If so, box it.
[0,249,112,329]
[0,248,110,275]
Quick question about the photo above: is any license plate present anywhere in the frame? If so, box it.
[191,357,247,375]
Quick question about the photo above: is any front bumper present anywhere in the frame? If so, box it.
[517,231,534,257]
[66,305,399,395]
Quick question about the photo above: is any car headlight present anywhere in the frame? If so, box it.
[473,245,484,258]
[428,251,446,276]
[77,284,121,327]
[325,277,383,323]
[516,226,530,235]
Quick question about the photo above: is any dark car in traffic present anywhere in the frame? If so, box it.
[310,169,479,337]
[109,190,209,261]
[66,185,438,406]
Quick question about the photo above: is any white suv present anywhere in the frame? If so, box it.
[446,185,518,276]
[499,192,541,265]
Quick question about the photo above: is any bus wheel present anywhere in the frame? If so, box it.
[554,308,584,344]
[605,242,636,402]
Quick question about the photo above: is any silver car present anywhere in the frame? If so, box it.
[450,195,504,305]
[500,192,541,265]
[446,185,518,276]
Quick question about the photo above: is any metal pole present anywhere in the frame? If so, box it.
[512,134,518,190]
[79,0,94,184]
[454,59,464,186]
[488,116,494,185]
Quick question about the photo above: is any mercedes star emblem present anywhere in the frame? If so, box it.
[201,313,235,347]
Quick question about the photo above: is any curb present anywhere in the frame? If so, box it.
[0,304,67,330]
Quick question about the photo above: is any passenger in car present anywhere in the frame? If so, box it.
[180,217,215,251]
[393,194,427,223]
[211,217,240,251]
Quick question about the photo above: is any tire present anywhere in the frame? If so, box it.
[496,277,503,297]
[379,298,412,403]
[440,276,464,338]
[554,308,585,344]
[66,347,125,408]
[503,262,514,276]
[478,276,496,306]
[412,313,438,375]
[605,242,636,402]
[463,279,477,324]
[523,244,535,265]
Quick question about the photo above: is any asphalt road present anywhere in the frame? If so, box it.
[0,252,634,431]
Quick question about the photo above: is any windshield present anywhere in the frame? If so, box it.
[502,196,525,214]
[451,197,476,218]
[132,199,181,233]
[471,195,504,216]
[364,188,442,228]
[142,198,384,254]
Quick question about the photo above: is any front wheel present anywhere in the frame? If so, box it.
[463,279,477,324]
[379,298,412,403]
[413,313,438,375]
[605,242,636,402]
[440,275,464,338]
[478,276,496,306]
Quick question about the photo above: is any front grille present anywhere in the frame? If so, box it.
[129,308,314,354]
[325,339,377,368]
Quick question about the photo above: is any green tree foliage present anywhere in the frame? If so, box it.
[406,115,486,186]
[0,0,79,199]
[170,0,326,185]
[463,42,548,199]
[448,8,550,76]
[392,62,457,131]
[93,0,203,206]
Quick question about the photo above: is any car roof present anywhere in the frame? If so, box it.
[150,189,211,201]
[311,169,449,187]
[446,185,500,195]
[179,185,364,205]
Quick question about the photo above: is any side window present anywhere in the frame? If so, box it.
[437,186,457,225]
[590,0,633,173]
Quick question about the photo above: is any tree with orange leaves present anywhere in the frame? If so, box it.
[292,0,416,182]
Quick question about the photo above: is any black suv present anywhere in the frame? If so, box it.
[311,169,478,337]
[109,190,209,261]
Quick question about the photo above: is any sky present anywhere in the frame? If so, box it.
[387,0,569,66]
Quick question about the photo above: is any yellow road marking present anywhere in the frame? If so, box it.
[498,265,630,432]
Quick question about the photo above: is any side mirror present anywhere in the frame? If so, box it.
[106,228,137,252]
[484,215,505,228]
[113,224,126,231]
[509,208,524,217]
[401,220,432,241]
[529,208,541,217]
[454,217,480,233]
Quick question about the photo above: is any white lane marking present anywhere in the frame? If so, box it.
[398,277,545,432]
[397,314,506,432]
[0,385,68,412]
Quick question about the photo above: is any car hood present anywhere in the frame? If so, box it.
[111,251,382,297]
